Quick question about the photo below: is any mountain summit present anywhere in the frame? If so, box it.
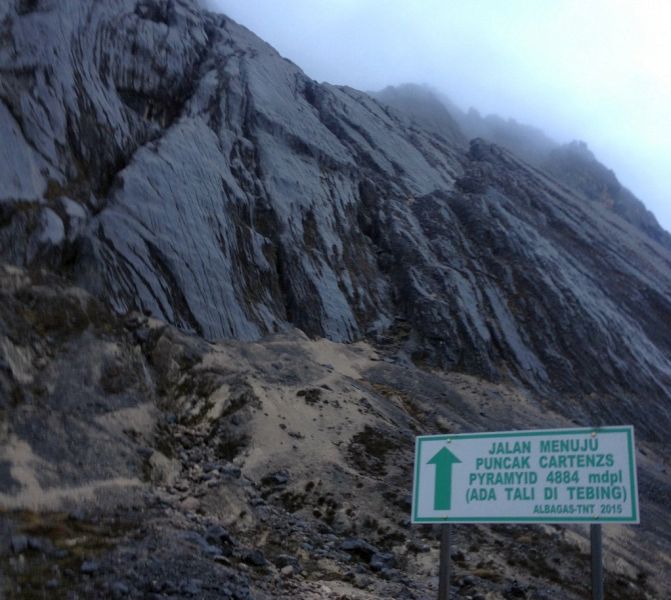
[2,0,669,422]
[1,1,670,598]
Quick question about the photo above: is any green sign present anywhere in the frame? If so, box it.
[412,426,639,524]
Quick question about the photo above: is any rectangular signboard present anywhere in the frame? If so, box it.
[412,426,638,524]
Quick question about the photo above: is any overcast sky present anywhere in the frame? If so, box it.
[205,0,671,232]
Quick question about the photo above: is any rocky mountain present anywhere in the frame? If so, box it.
[1,1,670,598]
[372,84,466,148]
[541,141,671,250]
[375,84,671,253]
[373,84,556,165]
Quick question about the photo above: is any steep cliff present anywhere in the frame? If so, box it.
[2,1,671,598]
[2,0,670,441]
[542,141,671,249]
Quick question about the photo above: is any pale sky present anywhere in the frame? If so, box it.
[204,0,671,233]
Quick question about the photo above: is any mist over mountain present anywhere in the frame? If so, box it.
[374,83,671,251]
[204,0,671,235]
[1,1,670,598]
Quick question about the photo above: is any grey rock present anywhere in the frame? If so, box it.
[340,538,378,561]
[261,470,289,486]
[80,560,100,574]
[137,447,153,459]
[450,549,466,561]
[179,530,221,557]
[181,578,203,596]
[27,536,53,553]
[204,524,233,546]
[241,549,267,567]
[543,141,671,249]
[221,464,242,479]
[273,554,300,569]
[110,581,130,597]
[179,496,201,512]
[369,551,396,571]
[353,574,373,589]
[505,579,528,598]
[408,541,430,553]
[0,4,671,596]
[0,0,668,445]
[10,534,28,553]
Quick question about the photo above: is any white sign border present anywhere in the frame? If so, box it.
[411,426,639,524]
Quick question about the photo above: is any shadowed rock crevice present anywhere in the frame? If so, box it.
[117,88,185,128]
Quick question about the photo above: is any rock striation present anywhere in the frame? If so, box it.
[2,0,671,441]
[376,84,671,252]
[542,140,671,249]
[2,1,671,597]
[1,0,671,443]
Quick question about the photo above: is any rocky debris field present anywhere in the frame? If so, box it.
[2,0,671,427]
[1,265,670,599]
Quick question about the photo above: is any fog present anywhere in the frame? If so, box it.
[204,0,671,232]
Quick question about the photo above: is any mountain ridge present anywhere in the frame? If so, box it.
[1,2,670,432]
[1,1,671,597]
[373,83,671,251]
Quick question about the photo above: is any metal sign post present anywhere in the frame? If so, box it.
[437,524,451,600]
[411,426,639,598]
[591,524,603,600]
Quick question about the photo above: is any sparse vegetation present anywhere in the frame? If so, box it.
[1,511,133,599]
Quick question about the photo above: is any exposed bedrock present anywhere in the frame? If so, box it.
[1,0,670,439]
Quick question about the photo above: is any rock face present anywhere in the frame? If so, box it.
[377,84,671,252]
[2,0,670,442]
[2,2,671,598]
[1,265,669,598]
[372,83,467,148]
[542,140,671,250]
